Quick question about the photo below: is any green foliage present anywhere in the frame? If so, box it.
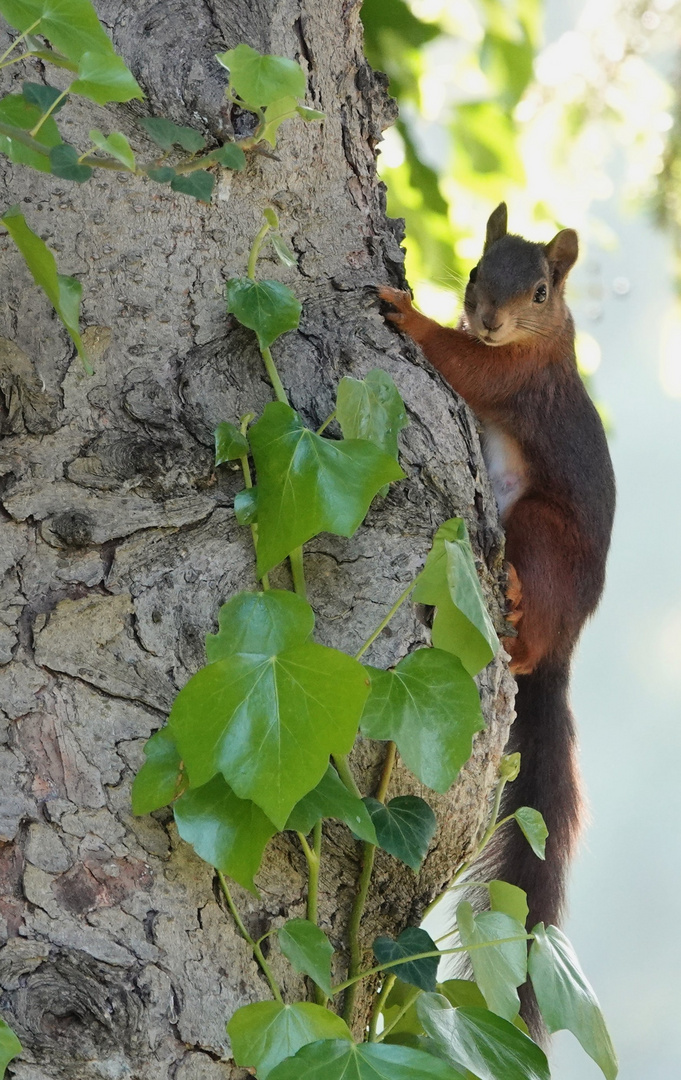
[285,766,377,845]
[139,116,205,152]
[205,589,314,662]
[456,902,527,1022]
[513,806,548,860]
[169,169,214,202]
[278,920,334,998]
[21,80,65,112]
[336,368,409,462]
[363,795,436,871]
[227,1002,351,1079]
[217,43,306,107]
[529,924,618,1080]
[0,1017,21,1079]
[373,927,439,992]
[89,128,135,169]
[488,880,529,926]
[0,93,61,170]
[267,1038,463,1080]
[49,143,92,181]
[361,649,484,793]
[131,729,186,815]
[214,421,249,464]
[226,278,302,349]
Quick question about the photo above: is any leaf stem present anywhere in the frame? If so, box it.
[354,574,422,661]
[260,345,288,404]
[29,88,69,137]
[217,872,283,1002]
[247,219,272,280]
[376,983,421,1042]
[0,18,41,67]
[239,413,269,590]
[368,973,395,1041]
[316,408,337,435]
[289,545,306,598]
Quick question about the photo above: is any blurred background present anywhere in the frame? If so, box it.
[360,1,681,1077]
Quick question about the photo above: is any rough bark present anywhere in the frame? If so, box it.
[0,1,515,1076]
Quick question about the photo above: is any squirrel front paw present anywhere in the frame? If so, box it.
[377,285,414,329]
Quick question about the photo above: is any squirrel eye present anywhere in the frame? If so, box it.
[533,284,547,303]
[469,266,478,283]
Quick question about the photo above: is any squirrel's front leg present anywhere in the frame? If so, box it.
[378,286,446,351]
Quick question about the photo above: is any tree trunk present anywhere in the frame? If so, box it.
[0,2,515,1076]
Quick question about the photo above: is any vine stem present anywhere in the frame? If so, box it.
[260,345,288,404]
[217,872,283,1002]
[0,18,41,66]
[368,974,395,1041]
[239,414,269,591]
[354,574,422,661]
[376,983,421,1042]
[30,88,69,137]
[289,545,306,597]
[298,821,325,1005]
[247,219,271,279]
[316,408,337,435]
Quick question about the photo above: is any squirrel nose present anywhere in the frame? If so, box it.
[481,316,502,332]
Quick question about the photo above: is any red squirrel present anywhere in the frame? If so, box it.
[379,202,615,954]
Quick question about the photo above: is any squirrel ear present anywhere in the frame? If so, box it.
[484,202,508,251]
[545,228,578,285]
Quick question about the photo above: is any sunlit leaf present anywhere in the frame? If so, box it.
[489,881,529,926]
[0,94,61,172]
[456,901,527,1022]
[0,1017,21,1078]
[0,0,138,70]
[374,927,439,992]
[226,277,301,349]
[285,764,377,844]
[227,1002,351,1079]
[131,728,186,814]
[271,232,297,268]
[363,795,436,871]
[69,50,143,103]
[89,128,135,169]
[361,649,484,793]
[170,170,214,202]
[417,996,550,1080]
[529,924,618,1080]
[383,978,424,1038]
[278,919,334,997]
[205,588,314,663]
[297,105,325,121]
[514,806,548,860]
[438,979,487,1010]
[336,368,408,463]
[260,95,298,147]
[249,402,404,576]
[173,773,276,893]
[217,44,306,108]
[139,116,205,152]
[267,1038,464,1080]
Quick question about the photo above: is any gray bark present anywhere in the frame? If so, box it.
[0,1,515,1076]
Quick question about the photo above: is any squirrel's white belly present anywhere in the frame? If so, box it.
[481,423,528,520]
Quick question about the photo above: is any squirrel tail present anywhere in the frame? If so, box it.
[482,657,583,1036]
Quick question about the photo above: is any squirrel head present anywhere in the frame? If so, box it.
[463,202,578,347]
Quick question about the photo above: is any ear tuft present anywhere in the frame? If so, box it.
[484,202,508,252]
[545,228,578,286]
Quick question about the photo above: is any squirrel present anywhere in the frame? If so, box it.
[379,203,615,1023]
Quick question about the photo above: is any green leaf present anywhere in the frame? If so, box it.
[297,105,325,121]
[139,116,206,152]
[234,488,258,525]
[168,643,369,829]
[271,232,297,268]
[285,764,377,844]
[417,996,550,1080]
[226,277,301,350]
[249,402,404,576]
[438,979,488,1010]
[267,1038,464,1080]
[70,50,143,103]
[488,881,529,926]
[205,142,246,169]
[217,44,306,108]
[260,95,299,147]
[456,902,527,1022]
[227,1002,351,1079]
[0,94,61,171]
[363,795,436,871]
[131,728,187,814]
[214,420,249,464]
[170,170,215,203]
[514,806,548,860]
[529,924,618,1080]
[0,1017,21,1078]
[336,368,408,463]
[383,978,424,1038]
[89,128,135,169]
[1,206,91,371]
[0,0,140,69]
[264,207,279,227]
[205,588,314,663]
[21,81,67,113]
[278,919,334,997]
[360,649,484,794]
[173,774,276,894]
[413,518,499,676]
[49,143,93,182]
[374,927,439,992]
[146,165,175,183]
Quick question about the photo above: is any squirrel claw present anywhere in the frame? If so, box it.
[378,285,414,329]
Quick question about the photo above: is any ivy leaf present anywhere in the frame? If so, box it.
[412,518,499,675]
[217,44,306,108]
[215,420,249,464]
[363,795,436,871]
[267,1038,464,1080]
[170,170,214,203]
[48,143,93,182]
[285,764,377,844]
[417,996,551,1080]
[89,128,135,169]
[146,165,175,183]
[173,774,276,894]
[205,142,246,169]
[278,919,334,997]
[360,649,484,793]
[131,728,187,815]
[0,94,61,172]
[456,902,527,1022]
[514,807,548,860]
[383,978,424,1038]
[227,1002,351,1079]
[21,81,67,114]
[226,277,301,349]
[70,50,144,104]
[234,488,258,525]
[139,116,205,153]
[260,95,298,147]
[205,588,314,663]
[529,924,618,1080]
[297,105,325,121]
[271,233,297,268]
[249,402,404,576]
[1,206,91,372]
[336,368,408,464]
[489,881,529,926]
[438,979,488,1010]
[0,1017,21,1078]
[168,643,369,829]
[374,927,439,992]
[0,0,140,71]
